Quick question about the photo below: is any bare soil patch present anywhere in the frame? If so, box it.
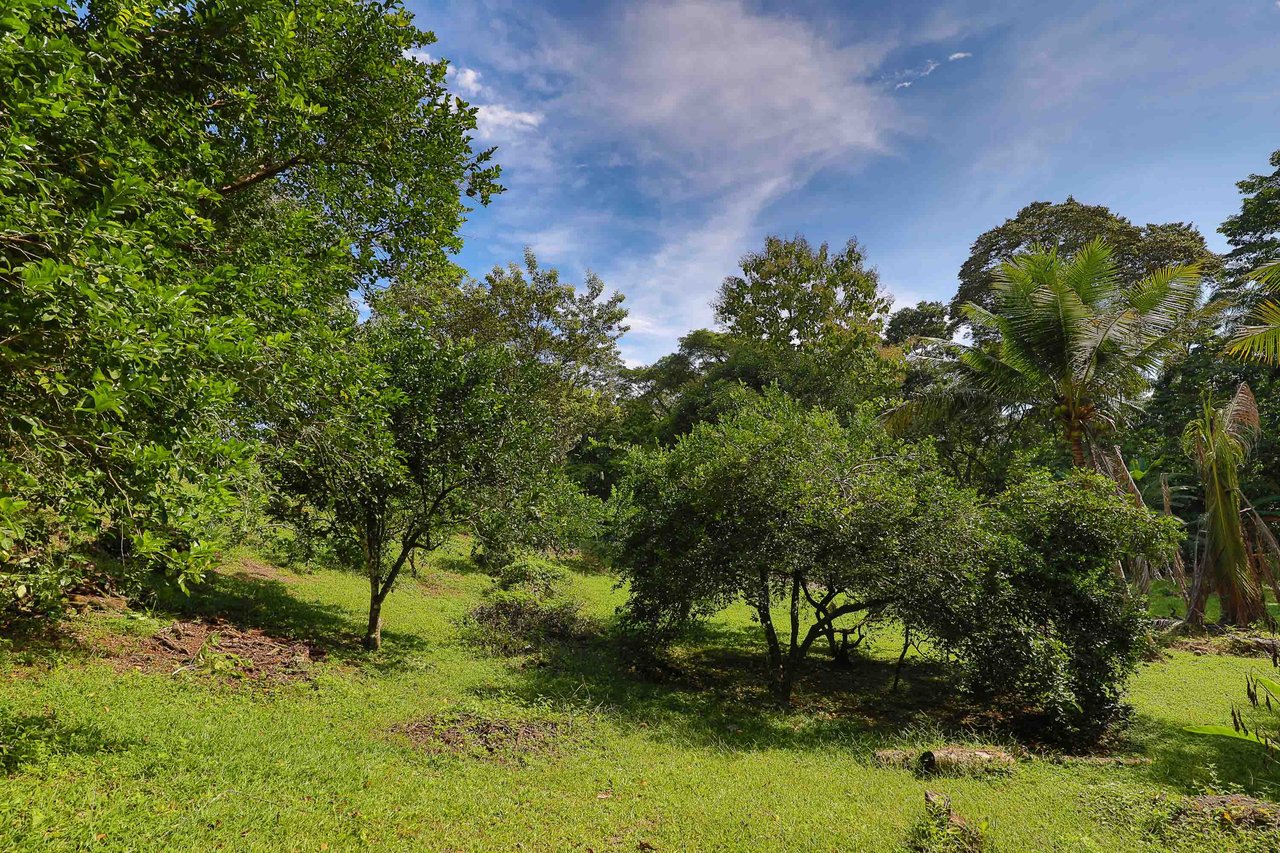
[106,618,325,682]
[394,712,567,761]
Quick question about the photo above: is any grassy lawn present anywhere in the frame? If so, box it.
[2,546,1277,852]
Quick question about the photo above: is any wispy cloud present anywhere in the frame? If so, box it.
[474,104,543,140]
[948,51,972,61]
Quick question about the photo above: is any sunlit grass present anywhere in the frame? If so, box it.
[1,549,1276,851]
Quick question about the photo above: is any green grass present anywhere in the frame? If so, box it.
[2,547,1278,851]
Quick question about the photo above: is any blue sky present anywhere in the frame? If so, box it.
[406,0,1280,365]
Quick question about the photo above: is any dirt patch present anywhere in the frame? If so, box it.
[106,618,324,683]
[394,713,567,761]
[228,556,293,583]
[1175,794,1280,829]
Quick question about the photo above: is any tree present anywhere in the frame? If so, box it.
[1220,149,1280,274]
[613,392,986,703]
[272,306,557,649]
[951,198,1219,340]
[714,235,887,347]
[960,470,1181,742]
[907,241,1207,468]
[1182,384,1279,628]
[0,0,499,620]
[885,301,949,346]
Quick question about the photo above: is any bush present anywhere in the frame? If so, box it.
[496,557,568,598]
[938,469,1182,744]
[465,589,587,655]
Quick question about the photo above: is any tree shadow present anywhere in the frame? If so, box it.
[0,710,128,775]
[1127,712,1280,797]
[145,570,431,672]
[476,618,988,754]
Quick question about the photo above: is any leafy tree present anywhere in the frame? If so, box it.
[953,470,1181,742]
[885,300,949,346]
[272,305,561,649]
[951,198,1219,340]
[0,0,498,620]
[714,235,886,347]
[1220,150,1280,274]
[613,392,986,703]
[905,241,1207,468]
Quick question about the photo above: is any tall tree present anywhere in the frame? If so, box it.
[714,235,887,347]
[951,198,1219,340]
[885,300,949,346]
[1220,150,1280,274]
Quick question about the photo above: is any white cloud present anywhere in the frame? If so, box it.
[474,104,544,140]
[452,66,488,98]
[948,51,972,61]
[536,0,900,359]
[403,48,434,64]
[896,81,912,90]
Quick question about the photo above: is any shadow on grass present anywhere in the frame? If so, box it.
[1128,712,1280,797]
[146,570,431,673]
[472,616,975,754]
[0,709,128,775]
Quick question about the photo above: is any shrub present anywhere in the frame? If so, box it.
[496,557,568,598]
[465,589,587,656]
[940,470,1182,744]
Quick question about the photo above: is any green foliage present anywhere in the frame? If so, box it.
[899,240,1209,467]
[886,300,950,347]
[0,0,498,622]
[1226,263,1280,365]
[1183,385,1264,626]
[903,793,992,853]
[1220,149,1280,273]
[613,391,988,702]
[496,557,569,599]
[952,198,1220,340]
[954,469,1181,742]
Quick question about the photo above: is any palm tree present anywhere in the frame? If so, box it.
[898,239,1206,467]
[1183,383,1279,628]
[1226,262,1280,364]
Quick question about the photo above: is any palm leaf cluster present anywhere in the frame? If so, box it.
[1226,262,1280,364]
[908,239,1205,467]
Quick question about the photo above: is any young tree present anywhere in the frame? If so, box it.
[614,392,985,703]
[273,308,559,649]
[1182,384,1280,628]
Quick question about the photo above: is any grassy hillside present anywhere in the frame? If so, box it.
[1,545,1277,851]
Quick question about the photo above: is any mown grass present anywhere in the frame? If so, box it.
[1,546,1278,851]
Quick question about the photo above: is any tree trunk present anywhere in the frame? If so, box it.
[755,576,788,703]
[1068,429,1086,468]
[364,576,384,651]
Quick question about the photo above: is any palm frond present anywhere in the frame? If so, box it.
[1227,300,1280,364]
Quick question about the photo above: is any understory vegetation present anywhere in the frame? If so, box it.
[5,1,1280,849]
